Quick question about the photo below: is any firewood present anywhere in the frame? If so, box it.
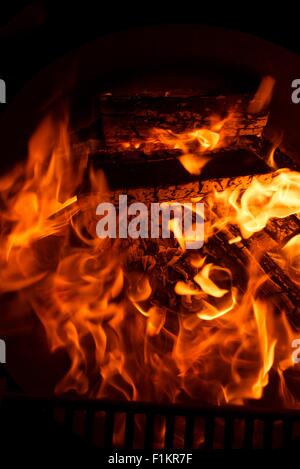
[223,225,300,327]
[72,171,275,210]
[48,168,300,325]
[97,94,268,149]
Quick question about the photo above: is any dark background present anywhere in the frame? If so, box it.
[1,4,300,460]
[0,2,300,104]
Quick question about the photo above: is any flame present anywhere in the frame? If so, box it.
[147,127,220,175]
[208,169,300,239]
[266,131,283,168]
[278,234,300,286]
[251,299,276,398]
[248,76,275,114]
[120,119,225,175]
[1,80,300,418]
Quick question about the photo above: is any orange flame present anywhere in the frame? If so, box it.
[248,76,275,114]
[1,84,300,414]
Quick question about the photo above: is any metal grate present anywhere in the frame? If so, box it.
[2,395,300,450]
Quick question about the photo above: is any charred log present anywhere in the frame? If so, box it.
[97,94,268,148]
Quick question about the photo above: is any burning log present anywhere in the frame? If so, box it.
[222,225,300,327]
[48,170,281,324]
[72,89,272,195]
[73,92,269,167]
[4,76,300,409]
[73,167,300,329]
[86,146,270,190]
[97,93,268,149]
[71,171,276,214]
[74,92,271,191]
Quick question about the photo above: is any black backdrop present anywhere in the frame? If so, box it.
[0,2,300,103]
[1,3,300,462]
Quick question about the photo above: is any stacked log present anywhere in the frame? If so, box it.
[68,92,300,325]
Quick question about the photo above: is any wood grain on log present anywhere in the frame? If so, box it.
[50,168,300,324]
[84,147,270,191]
[98,94,268,149]
[72,93,269,155]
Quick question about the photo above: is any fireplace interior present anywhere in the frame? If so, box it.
[1,26,300,460]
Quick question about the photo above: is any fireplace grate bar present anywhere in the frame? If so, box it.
[204,416,215,449]
[224,416,234,449]
[84,408,95,443]
[144,412,155,449]
[164,414,175,449]
[244,417,254,449]
[263,418,273,449]
[124,411,135,449]
[2,395,300,449]
[104,410,115,449]
[282,418,294,448]
[184,414,195,449]
[64,407,75,432]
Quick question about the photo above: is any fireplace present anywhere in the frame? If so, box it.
[1,393,300,451]
[1,25,300,458]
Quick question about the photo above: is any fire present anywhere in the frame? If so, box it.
[121,119,224,176]
[279,234,300,285]
[248,75,275,114]
[175,259,237,321]
[198,168,300,245]
[147,127,220,175]
[1,80,300,417]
